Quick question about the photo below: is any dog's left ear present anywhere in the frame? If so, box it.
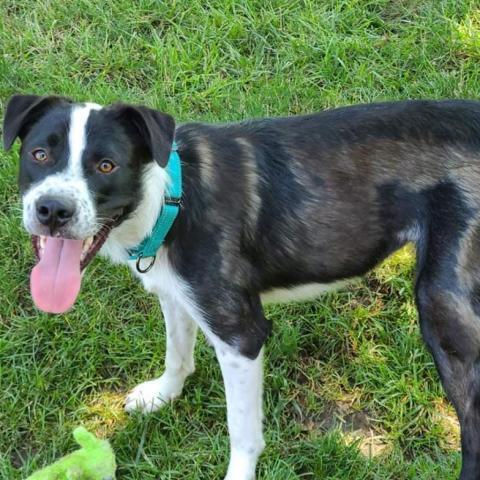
[3,94,67,150]
[111,104,175,167]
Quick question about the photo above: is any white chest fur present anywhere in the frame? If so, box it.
[133,249,186,300]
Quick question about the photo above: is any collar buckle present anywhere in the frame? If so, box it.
[165,196,182,206]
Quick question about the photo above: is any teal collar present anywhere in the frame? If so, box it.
[128,142,182,273]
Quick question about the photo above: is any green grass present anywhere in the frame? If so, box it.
[1,0,479,478]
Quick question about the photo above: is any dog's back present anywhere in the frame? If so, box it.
[174,100,480,289]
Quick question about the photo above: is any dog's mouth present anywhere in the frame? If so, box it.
[32,222,113,271]
[29,222,115,315]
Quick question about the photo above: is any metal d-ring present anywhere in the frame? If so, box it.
[136,254,156,274]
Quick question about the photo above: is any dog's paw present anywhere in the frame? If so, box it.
[224,473,255,480]
[125,375,183,414]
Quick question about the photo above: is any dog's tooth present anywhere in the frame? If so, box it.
[83,237,93,253]
[40,236,46,249]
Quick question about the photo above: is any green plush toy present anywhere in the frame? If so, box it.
[26,427,116,480]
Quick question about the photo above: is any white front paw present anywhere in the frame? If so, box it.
[224,445,262,480]
[125,375,184,413]
[224,472,255,480]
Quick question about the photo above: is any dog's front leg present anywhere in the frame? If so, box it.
[215,343,265,480]
[125,298,197,413]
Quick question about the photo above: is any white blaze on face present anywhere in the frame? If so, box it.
[68,102,102,178]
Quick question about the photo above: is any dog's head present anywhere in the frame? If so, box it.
[3,94,175,313]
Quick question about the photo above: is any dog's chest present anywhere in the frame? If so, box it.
[131,249,194,306]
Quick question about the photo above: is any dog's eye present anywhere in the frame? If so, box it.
[97,159,116,174]
[31,148,48,163]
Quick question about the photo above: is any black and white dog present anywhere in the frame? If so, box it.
[4,95,480,479]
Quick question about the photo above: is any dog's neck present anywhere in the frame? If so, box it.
[101,162,170,264]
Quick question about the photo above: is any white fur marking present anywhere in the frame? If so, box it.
[197,141,215,186]
[236,137,261,236]
[261,280,351,304]
[67,103,101,178]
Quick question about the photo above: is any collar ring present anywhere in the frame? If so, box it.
[136,254,156,274]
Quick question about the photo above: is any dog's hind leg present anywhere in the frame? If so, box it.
[125,298,197,413]
[416,223,480,479]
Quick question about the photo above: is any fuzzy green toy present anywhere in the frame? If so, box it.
[26,427,116,480]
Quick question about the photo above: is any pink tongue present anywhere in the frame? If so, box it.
[30,237,83,314]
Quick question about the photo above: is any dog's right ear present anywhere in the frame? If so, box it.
[3,94,67,150]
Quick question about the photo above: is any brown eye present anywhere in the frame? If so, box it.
[97,159,116,174]
[31,148,48,163]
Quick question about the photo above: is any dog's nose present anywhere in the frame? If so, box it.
[36,197,75,232]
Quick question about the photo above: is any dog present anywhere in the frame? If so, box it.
[4,94,480,479]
